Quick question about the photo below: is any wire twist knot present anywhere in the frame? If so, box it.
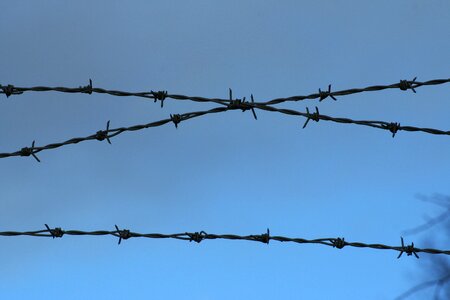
[20,140,40,162]
[228,98,248,110]
[45,224,64,238]
[332,237,345,249]
[151,90,168,108]
[385,122,400,138]
[115,225,131,245]
[318,85,337,101]
[397,237,419,259]
[188,231,207,243]
[227,89,257,120]
[302,106,320,129]
[170,114,182,128]
[258,228,270,244]
[1,84,22,97]
[95,121,111,144]
[20,147,33,157]
[399,77,417,93]
[80,79,93,94]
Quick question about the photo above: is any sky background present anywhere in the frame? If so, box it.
[1,1,449,299]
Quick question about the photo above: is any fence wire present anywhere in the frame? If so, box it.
[1,226,449,258]
[1,100,450,162]
[1,77,449,162]
[1,77,449,106]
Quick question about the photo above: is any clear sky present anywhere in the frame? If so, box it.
[1,1,449,299]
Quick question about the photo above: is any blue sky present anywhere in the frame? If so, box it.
[1,1,449,299]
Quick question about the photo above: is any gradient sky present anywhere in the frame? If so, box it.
[1,1,449,299]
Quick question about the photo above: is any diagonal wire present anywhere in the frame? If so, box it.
[1,226,448,257]
[1,77,449,106]
[261,77,450,105]
[1,102,450,162]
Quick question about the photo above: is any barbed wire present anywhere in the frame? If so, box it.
[1,100,450,162]
[1,225,449,258]
[1,78,449,161]
[1,77,449,107]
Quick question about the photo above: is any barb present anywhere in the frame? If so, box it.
[95,120,112,144]
[151,90,168,107]
[397,237,419,259]
[302,106,320,129]
[1,78,448,106]
[1,226,449,257]
[399,77,417,93]
[44,224,64,238]
[19,140,40,162]
[2,102,450,161]
[318,84,337,101]
[115,225,131,245]
[227,89,258,120]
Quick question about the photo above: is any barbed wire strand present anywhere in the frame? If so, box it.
[1,77,449,106]
[1,226,449,257]
[1,101,450,162]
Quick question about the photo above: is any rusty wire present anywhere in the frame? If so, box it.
[1,77,449,106]
[1,100,450,162]
[1,225,449,258]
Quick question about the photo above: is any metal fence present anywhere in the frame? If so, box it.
[1,77,450,162]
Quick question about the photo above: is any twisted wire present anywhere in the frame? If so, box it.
[1,226,448,257]
[1,102,450,161]
[1,77,448,106]
[1,77,449,161]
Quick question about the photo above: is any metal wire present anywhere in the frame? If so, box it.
[1,226,448,258]
[1,77,449,106]
[1,100,450,162]
[1,77,449,161]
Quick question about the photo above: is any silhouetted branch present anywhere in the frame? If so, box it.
[397,195,450,299]
[395,273,450,300]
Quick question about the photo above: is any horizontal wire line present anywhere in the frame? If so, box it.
[1,102,450,161]
[1,226,448,257]
[1,78,449,106]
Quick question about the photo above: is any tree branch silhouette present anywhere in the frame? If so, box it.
[396,195,450,299]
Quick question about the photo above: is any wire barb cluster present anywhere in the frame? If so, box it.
[1,226,449,258]
[397,236,419,259]
[302,106,320,128]
[95,120,112,144]
[227,88,258,120]
[318,84,337,101]
[398,77,417,93]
